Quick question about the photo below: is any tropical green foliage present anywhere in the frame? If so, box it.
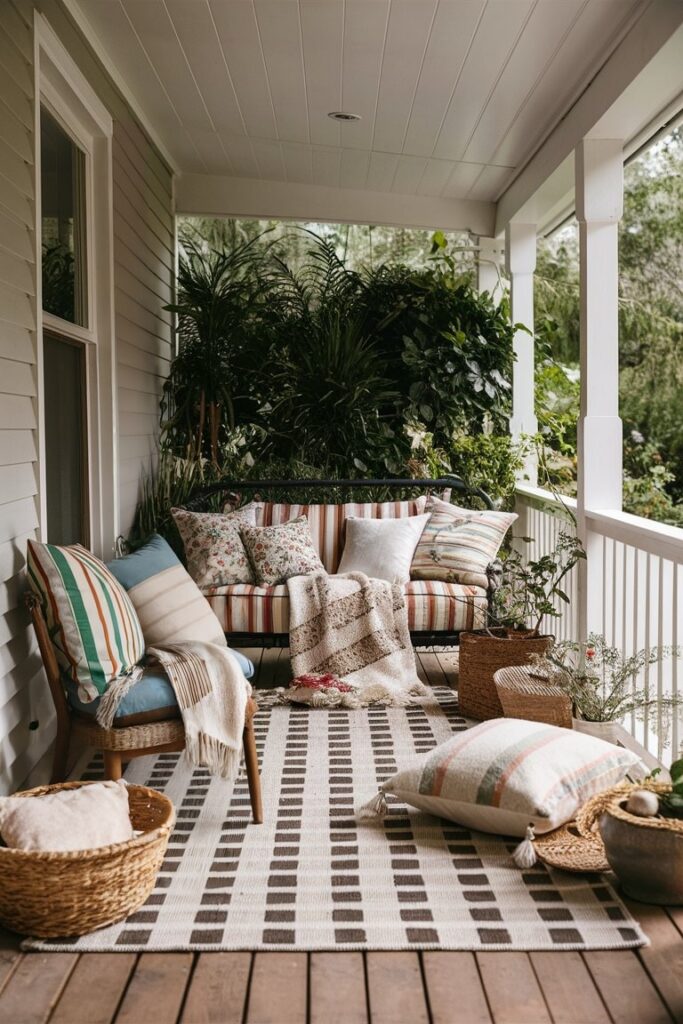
[161,226,519,491]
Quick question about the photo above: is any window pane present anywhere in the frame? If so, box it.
[44,333,89,546]
[40,107,87,326]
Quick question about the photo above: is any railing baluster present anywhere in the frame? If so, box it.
[515,485,683,760]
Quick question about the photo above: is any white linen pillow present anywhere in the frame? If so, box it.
[361,718,640,838]
[0,781,134,852]
[338,513,430,584]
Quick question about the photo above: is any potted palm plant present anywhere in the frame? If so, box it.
[458,530,585,720]
[530,633,681,743]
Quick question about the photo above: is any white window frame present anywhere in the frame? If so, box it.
[34,13,118,559]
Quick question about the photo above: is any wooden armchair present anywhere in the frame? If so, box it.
[25,592,263,823]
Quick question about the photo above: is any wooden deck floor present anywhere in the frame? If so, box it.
[1,648,682,1024]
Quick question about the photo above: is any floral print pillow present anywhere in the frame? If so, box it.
[172,504,258,590]
[239,515,326,586]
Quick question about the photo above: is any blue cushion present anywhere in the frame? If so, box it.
[107,533,179,589]
[68,649,255,720]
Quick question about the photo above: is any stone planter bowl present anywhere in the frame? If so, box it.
[577,782,683,906]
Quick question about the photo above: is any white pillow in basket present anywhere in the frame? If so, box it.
[0,781,134,852]
[338,513,430,584]
[361,718,639,838]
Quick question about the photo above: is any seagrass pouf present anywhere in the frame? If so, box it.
[493,664,573,728]
[0,781,174,938]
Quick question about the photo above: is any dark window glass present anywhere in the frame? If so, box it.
[40,107,87,326]
[43,332,89,546]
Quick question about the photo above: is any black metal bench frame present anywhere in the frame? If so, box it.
[184,476,498,649]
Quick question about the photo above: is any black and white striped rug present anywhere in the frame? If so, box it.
[27,688,647,951]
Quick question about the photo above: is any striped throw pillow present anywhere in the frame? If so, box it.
[371,718,639,837]
[410,495,516,588]
[107,534,227,648]
[27,541,145,703]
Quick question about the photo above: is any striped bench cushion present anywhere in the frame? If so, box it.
[205,579,487,635]
[27,540,144,703]
[256,499,427,574]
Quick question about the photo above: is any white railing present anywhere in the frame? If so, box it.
[514,484,683,763]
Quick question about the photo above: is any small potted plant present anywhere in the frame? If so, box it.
[531,633,681,743]
[458,530,585,720]
[577,760,683,905]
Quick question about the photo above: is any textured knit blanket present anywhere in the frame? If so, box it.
[97,641,250,779]
[285,572,428,707]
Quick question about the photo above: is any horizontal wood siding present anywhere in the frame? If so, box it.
[0,0,174,793]
[113,116,174,534]
[0,0,48,795]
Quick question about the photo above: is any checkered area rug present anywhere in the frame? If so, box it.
[27,687,647,951]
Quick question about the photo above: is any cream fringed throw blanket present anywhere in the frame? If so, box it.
[285,571,428,707]
[96,641,250,779]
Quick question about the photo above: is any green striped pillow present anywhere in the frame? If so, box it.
[411,494,517,588]
[27,540,145,703]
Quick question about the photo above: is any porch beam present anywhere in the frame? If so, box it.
[575,137,624,638]
[505,223,537,484]
[175,174,495,236]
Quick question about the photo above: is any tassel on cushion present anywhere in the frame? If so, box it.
[358,789,388,820]
[512,824,537,868]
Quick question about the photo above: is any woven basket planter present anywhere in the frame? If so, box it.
[458,628,553,720]
[0,781,174,938]
[577,782,683,905]
[493,665,572,728]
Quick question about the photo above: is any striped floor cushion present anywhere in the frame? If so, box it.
[205,579,487,635]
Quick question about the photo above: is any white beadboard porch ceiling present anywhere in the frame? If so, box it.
[73,0,647,202]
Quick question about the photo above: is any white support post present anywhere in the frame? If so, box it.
[575,138,624,640]
[505,223,538,484]
[476,236,504,301]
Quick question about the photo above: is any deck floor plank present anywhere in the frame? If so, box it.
[583,950,673,1024]
[529,951,610,1024]
[421,951,492,1023]
[434,649,459,689]
[114,952,194,1024]
[50,952,136,1024]
[310,951,368,1024]
[476,952,551,1024]
[180,952,252,1024]
[666,906,683,938]
[415,651,449,688]
[246,952,307,1024]
[623,901,683,1023]
[0,928,22,996]
[0,952,77,1024]
[366,952,429,1024]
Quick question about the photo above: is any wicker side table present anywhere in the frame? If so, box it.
[493,665,572,728]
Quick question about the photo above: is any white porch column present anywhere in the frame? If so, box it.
[476,236,504,301]
[575,138,624,638]
[505,223,538,483]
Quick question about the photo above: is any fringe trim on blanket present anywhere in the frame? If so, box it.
[95,665,145,729]
[183,730,243,781]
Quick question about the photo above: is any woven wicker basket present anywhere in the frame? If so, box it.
[493,665,572,728]
[458,629,553,720]
[0,781,174,938]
